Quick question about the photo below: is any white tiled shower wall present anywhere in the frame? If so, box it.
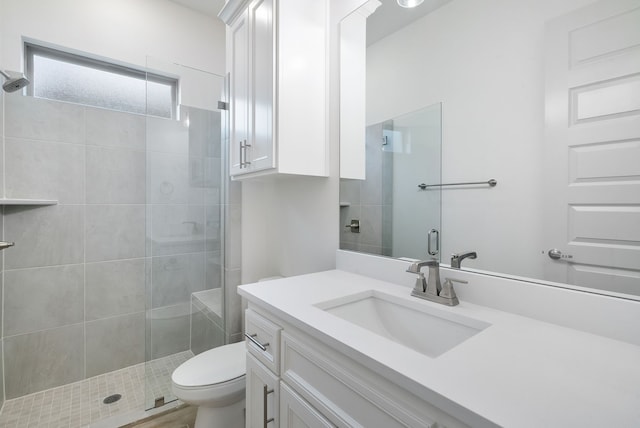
[0,94,242,402]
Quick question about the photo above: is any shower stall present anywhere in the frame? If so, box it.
[0,55,241,427]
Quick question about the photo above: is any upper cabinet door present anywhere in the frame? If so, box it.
[229,9,250,176]
[248,0,276,173]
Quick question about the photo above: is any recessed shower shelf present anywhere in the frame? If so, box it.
[0,198,58,206]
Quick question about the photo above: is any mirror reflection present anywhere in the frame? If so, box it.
[340,103,442,259]
[340,0,640,298]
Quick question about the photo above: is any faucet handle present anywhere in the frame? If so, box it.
[445,277,468,284]
[439,277,467,303]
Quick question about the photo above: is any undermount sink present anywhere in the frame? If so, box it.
[316,290,490,358]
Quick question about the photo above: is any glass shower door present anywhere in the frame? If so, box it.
[339,103,442,261]
[144,58,227,410]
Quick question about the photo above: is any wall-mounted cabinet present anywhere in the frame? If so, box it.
[219,0,328,179]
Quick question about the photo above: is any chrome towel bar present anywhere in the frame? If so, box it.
[418,179,497,190]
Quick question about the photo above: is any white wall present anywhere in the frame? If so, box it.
[366,0,597,278]
[0,0,225,81]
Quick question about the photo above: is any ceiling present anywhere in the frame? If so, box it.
[169,0,452,46]
[367,0,452,46]
[169,0,226,18]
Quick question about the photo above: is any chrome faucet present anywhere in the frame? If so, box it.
[451,251,477,269]
[406,259,465,306]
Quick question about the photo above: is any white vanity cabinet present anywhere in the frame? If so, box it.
[246,354,280,428]
[244,306,468,428]
[219,0,328,179]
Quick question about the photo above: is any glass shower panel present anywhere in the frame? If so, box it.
[339,103,442,260]
[144,58,226,410]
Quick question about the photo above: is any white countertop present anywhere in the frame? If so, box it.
[238,269,640,428]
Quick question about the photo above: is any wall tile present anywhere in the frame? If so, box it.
[85,312,145,377]
[5,138,85,204]
[190,309,224,356]
[360,205,383,247]
[151,253,205,308]
[382,204,393,251]
[187,107,221,158]
[4,95,84,143]
[86,146,145,204]
[86,259,145,321]
[150,204,205,257]
[4,205,84,269]
[205,205,222,253]
[147,304,191,360]
[0,214,3,337]
[339,179,361,206]
[4,264,84,336]
[0,340,4,406]
[206,251,223,290]
[4,324,84,399]
[340,205,361,247]
[86,204,145,262]
[224,204,241,270]
[146,151,189,204]
[85,107,145,151]
[224,268,242,338]
[146,116,188,155]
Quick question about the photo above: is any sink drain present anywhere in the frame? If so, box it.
[103,394,122,404]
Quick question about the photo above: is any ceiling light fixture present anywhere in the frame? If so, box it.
[397,0,424,8]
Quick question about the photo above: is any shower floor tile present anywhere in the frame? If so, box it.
[0,350,193,428]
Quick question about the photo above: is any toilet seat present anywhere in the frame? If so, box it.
[171,341,246,407]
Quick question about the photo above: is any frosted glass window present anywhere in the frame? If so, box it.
[26,44,177,118]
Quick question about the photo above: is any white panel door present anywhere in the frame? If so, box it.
[544,0,640,295]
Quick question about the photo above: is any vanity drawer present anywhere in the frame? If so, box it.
[245,308,282,374]
[281,331,468,428]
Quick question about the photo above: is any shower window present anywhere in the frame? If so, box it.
[24,43,177,118]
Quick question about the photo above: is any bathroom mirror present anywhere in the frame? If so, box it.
[339,0,640,299]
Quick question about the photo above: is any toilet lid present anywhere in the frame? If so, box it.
[172,342,246,388]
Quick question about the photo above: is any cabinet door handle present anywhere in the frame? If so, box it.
[245,332,269,351]
[263,384,274,427]
[239,140,252,168]
[242,140,251,167]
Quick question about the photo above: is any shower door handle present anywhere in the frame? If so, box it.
[0,241,15,251]
[427,229,439,256]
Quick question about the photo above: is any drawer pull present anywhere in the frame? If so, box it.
[245,333,269,351]
[264,385,275,427]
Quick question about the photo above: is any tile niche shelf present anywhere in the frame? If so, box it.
[0,198,58,206]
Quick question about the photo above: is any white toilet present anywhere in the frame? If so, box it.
[171,341,246,428]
